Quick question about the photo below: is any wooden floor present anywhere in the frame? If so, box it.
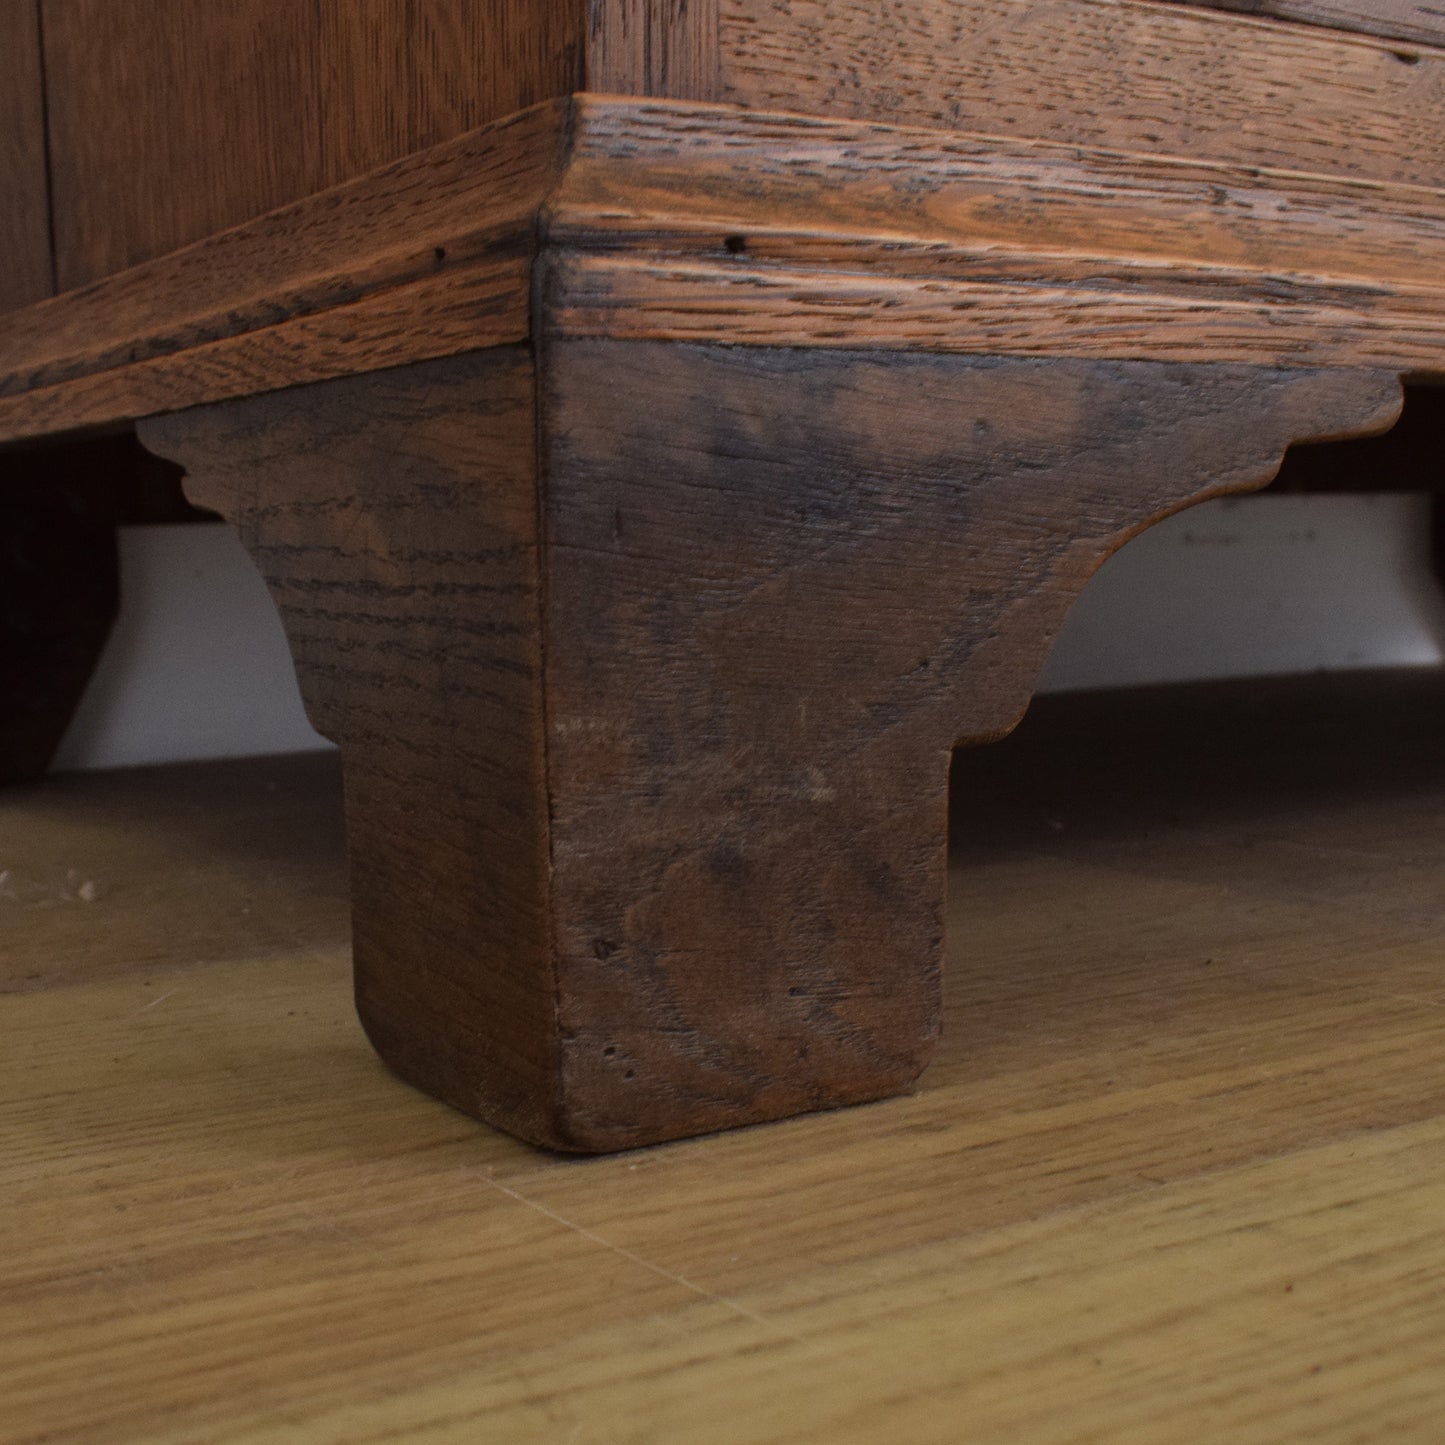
[6,669,1445,1442]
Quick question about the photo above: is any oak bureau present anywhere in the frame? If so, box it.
[2,0,1443,1149]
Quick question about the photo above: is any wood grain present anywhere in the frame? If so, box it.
[139,348,563,1146]
[0,0,53,313]
[717,0,1445,187]
[540,101,1445,366]
[1173,0,1445,48]
[28,0,1445,295]
[3,97,1445,447]
[0,99,567,443]
[547,256,1445,367]
[132,341,1398,1150]
[140,339,1399,1149]
[532,342,1401,1147]
[41,0,325,291]
[589,0,721,97]
[1270,380,1445,490]
[0,753,348,993]
[39,0,586,290]
[315,0,585,180]
[10,672,1445,1437]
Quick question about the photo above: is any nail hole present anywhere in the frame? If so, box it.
[592,938,619,960]
[434,245,448,261]
[723,234,747,254]
[623,1069,636,1081]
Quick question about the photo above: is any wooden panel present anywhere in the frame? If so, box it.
[1173,0,1445,48]
[42,1,324,290]
[316,0,584,182]
[0,0,53,311]
[717,0,1445,187]
[40,0,585,290]
[588,0,721,97]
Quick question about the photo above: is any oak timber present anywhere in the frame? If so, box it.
[1174,0,1445,48]
[716,0,1445,186]
[3,97,1445,446]
[37,0,721,289]
[0,2,53,312]
[589,0,721,97]
[9,671,1445,1438]
[40,0,325,292]
[141,349,563,1146]
[0,101,567,415]
[314,0,585,179]
[25,0,1445,298]
[38,0,587,290]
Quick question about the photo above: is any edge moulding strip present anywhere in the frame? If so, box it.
[3,95,1445,444]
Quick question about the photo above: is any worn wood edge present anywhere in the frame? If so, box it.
[540,99,1445,370]
[532,343,1403,1151]
[0,99,573,401]
[0,255,531,447]
[542,255,1445,370]
[553,99,1445,281]
[6,95,1445,446]
[1167,0,1445,49]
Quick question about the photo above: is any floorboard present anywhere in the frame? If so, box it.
[5,669,1445,1442]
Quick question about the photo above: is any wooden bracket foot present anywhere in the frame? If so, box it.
[141,344,1401,1149]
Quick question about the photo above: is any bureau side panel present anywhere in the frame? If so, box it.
[316,0,584,184]
[42,0,585,290]
[42,1,326,291]
[0,1,53,312]
[717,0,1445,187]
[588,0,721,98]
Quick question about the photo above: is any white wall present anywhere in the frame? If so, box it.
[1038,492,1445,692]
[50,493,1445,771]
[52,523,327,771]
